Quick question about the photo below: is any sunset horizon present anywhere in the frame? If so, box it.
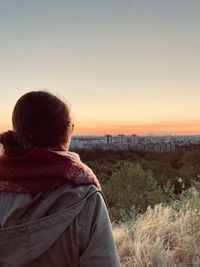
[2,119,200,136]
[0,1,199,137]
[74,128,200,136]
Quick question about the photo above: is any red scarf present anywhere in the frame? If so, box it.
[0,149,100,192]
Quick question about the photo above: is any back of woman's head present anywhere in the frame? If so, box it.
[0,91,71,156]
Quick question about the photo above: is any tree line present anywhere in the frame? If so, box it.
[73,146,200,221]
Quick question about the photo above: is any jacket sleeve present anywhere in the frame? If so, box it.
[79,191,121,267]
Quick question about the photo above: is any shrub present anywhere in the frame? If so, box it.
[103,162,174,221]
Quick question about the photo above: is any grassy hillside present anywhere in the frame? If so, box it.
[75,148,200,266]
[113,187,200,267]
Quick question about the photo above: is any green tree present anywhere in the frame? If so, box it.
[179,150,200,187]
[103,161,174,221]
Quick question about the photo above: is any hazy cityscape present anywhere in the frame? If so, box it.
[70,134,200,152]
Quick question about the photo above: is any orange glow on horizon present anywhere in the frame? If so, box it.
[74,120,200,135]
[1,120,200,136]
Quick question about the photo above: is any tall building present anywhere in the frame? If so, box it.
[118,134,126,147]
[105,135,113,145]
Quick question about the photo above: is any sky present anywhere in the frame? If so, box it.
[0,0,199,135]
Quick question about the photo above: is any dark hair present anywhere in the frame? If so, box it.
[0,91,71,156]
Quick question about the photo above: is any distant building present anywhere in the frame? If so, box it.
[70,138,80,149]
[118,134,126,147]
[105,135,112,145]
[138,137,145,144]
[131,134,139,145]
[70,134,195,152]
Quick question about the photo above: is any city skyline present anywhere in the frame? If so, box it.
[70,133,200,153]
[0,1,199,135]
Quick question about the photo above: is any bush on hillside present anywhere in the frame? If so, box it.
[103,162,175,221]
[179,150,200,188]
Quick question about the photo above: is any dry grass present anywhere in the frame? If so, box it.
[113,193,200,267]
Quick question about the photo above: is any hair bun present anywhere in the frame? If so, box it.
[0,131,26,156]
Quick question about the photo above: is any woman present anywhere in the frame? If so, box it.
[0,91,120,267]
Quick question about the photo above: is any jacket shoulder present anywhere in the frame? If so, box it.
[77,190,121,267]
